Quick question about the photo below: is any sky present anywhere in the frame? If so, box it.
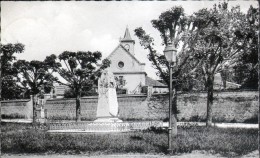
[1,1,258,79]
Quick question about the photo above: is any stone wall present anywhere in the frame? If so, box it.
[1,99,33,119]
[44,91,258,123]
[184,91,258,122]
[149,91,258,122]
[45,97,98,120]
[45,95,148,121]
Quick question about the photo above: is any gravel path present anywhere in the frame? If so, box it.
[2,120,258,129]
[2,150,259,158]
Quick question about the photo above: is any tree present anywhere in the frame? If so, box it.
[232,5,259,89]
[134,6,204,150]
[257,1,260,155]
[0,43,24,156]
[135,3,256,128]
[191,3,256,126]
[1,75,25,99]
[46,51,110,121]
[13,60,56,123]
[1,43,25,100]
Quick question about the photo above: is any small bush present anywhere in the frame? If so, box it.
[2,114,25,119]
[146,126,167,134]
[116,88,127,94]
[189,115,206,122]
[163,117,169,122]
[244,115,258,124]
[230,119,237,123]
[130,135,143,140]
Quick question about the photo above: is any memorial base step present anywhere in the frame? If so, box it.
[94,117,123,123]
[47,121,163,133]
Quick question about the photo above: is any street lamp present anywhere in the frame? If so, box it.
[163,42,177,153]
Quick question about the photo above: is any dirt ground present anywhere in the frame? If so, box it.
[2,150,258,158]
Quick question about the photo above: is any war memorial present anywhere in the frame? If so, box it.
[46,69,162,133]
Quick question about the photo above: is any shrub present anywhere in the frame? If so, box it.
[163,117,169,122]
[2,114,25,119]
[189,115,206,122]
[146,126,167,134]
[243,114,258,124]
[116,88,127,94]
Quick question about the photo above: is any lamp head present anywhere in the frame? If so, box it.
[163,42,177,63]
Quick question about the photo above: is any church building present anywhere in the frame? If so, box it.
[106,27,168,94]
[50,27,168,97]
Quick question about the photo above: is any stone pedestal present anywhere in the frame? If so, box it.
[94,69,122,123]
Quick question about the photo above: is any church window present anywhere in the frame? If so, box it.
[118,61,124,68]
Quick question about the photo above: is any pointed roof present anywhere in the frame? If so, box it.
[107,44,145,65]
[122,27,132,40]
[121,27,135,43]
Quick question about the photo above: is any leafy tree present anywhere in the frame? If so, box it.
[1,75,25,99]
[46,51,110,121]
[191,3,256,126]
[0,43,24,155]
[0,43,25,100]
[135,6,206,140]
[135,3,257,128]
[232,5,259,89]
[13,60,56,123]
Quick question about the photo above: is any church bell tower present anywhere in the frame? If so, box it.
[120,27,135,55]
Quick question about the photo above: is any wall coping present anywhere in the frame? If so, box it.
[1,91,257,103]
[179,90,258,94]
[153,90,258,95]
[1,99,30,103]
[46,94,148,102]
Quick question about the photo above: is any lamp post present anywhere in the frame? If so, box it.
[163,42,177,153]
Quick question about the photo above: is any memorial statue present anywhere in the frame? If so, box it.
[94,69,122,122]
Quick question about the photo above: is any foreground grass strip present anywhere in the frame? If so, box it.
[1,122,257,157]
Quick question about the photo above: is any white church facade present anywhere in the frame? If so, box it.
[106,27,168,94]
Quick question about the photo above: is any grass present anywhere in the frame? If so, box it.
[1,122,258,157]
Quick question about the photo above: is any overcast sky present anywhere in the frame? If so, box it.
[1,1,258,79]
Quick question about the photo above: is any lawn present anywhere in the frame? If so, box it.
[1,122,258,157]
